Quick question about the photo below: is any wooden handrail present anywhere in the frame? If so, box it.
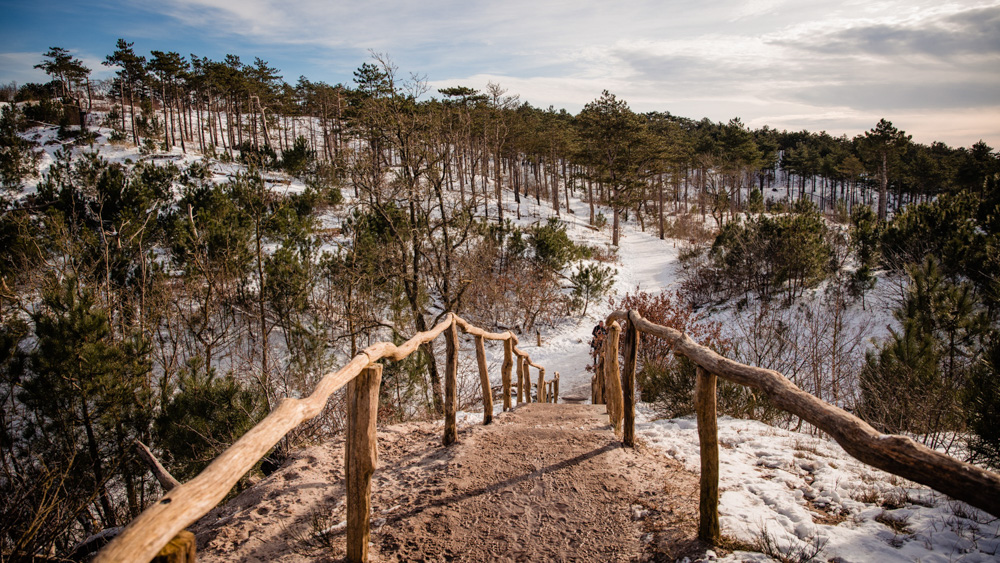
[512,345,544,369]
[452,316,514,341]
[599,308,1000,523]
[95,313,546,563]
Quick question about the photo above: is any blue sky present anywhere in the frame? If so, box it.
[2,0,999,147]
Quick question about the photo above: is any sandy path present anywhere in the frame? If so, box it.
[193,403,704,562]
[374,403,702,562]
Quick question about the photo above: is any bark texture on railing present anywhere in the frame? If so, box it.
[537,367,547,403]
[694,366,720,543]
[502,339,514,411]
[346,364,381,562]
[621,319,638,448]
[604,321,624,436]
[95,313,544,563]
[443,321,459,446]
[601,308,1000,521]
[473,335,493,425]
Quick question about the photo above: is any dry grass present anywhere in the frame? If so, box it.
[810,502,848,526]
[875,510,912,535]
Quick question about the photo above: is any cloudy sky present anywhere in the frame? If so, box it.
[2,0,998,147]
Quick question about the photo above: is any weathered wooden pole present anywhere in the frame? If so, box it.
[622,315,639,447]
[516,355,525,404]
[502,338,513,411]
[522,357,532,404]
[474,335,493,425]
[553,372,560,403]
[346,364,382,563]
[443,319,458,446]
[152,531,195,563]
[538,367,547,403]
[605,321,624,435]
[695,366,720,544]
[594,355,605,404]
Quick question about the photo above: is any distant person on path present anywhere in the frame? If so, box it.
[590,321,607,365]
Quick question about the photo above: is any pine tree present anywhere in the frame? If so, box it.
[0,104,41,192]
[569,262,616,316]
[577,91,658,246]
[860,119,911,222]
[155,359,262,481]
[35,47,92,132]
[849,204,880,302]
[18,277,153,530]
[859,257,988,445]
[965,334,1000,469]
[104,39,147,146]
[148,51,187,151]
[34,47,89,100]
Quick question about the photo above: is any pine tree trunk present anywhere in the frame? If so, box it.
[588,175,595,225]
[174,85,186,153]
[119,82,127,135]
[128,85,139,146]
[494,147,503,222]
[878,151,889,222]
[613,193,621,246]
[658,175,665,239]
[160,82,171,150]
[82,400,117,527]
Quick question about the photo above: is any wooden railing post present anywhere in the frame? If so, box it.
[443,319,458,446]
[474,335,493,425]
[553,372,560,403]
[538,367,546,403]
[594,355,604,404]
[622,314,639,447]
[598,355,605,405]
[346,364,382,563]
[523,358,532,404]
[695,366,720,544]
[502,338,513,411]
[516,355,524,404]
[604,321,624,435]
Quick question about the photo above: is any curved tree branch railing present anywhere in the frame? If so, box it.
[95,313,548,563]
[595,309,1000,542]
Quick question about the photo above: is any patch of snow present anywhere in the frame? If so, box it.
[637,412,1000,562]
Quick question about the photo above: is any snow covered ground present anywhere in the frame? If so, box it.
[492,190,688,398]
[20,124,999,561]
[639,413,1000,562]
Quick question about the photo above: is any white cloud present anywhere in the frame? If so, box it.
[8,0,998,145]
[0,50,114,86]
[0,52,49,85]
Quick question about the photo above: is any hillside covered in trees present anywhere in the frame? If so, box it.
[1,43,999,560]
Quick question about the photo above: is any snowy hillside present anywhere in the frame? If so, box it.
[12,121,999,562]
[469,186,999,562]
